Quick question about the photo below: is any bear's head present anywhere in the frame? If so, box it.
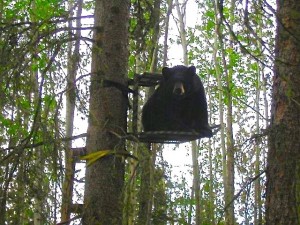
[161,65,197,99]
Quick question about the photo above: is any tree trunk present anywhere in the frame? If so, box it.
[137,2,161,224]
[223,2,235,224]
[83,0,129,224]
[265,1,300,224]
[175,0,188,65]
[61,0,82,222]
[213,1,230,224]
[137,145,154,225]
[254,4,264,224]
[175,2,202,224]
[162,0,173,67]
[192,141,201,225]
[214,1,236,223]
[207,76,216,225]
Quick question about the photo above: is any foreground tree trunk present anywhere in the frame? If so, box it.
[83,0,129,224]
[266,1,300,224]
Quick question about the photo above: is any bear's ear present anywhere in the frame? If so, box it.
[162,67,172,80]
[188,66,196,74]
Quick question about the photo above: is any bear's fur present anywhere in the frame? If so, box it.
[142,65,212,137]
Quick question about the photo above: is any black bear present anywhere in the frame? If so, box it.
[142,65,212,137]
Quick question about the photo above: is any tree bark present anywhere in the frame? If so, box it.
[213,1,235,224]
[175,0,188,65]
[137,2,161,224]
[61,0,82,222]
[162,0,173,67]
[224,1,235,224]
[175,2,202,224]
[266,1,300,224]
[83,0,129,224]
[254,3,264,224]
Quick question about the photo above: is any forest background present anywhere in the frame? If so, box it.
[1,0,299,225]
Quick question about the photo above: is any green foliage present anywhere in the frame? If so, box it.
[0,0,275,224]
[0,0,82,223]
[128,0,161,73]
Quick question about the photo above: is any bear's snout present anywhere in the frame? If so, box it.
[173,82,185,95]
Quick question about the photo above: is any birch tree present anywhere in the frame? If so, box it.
[174,1,205,224]
[61,0,83,222]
